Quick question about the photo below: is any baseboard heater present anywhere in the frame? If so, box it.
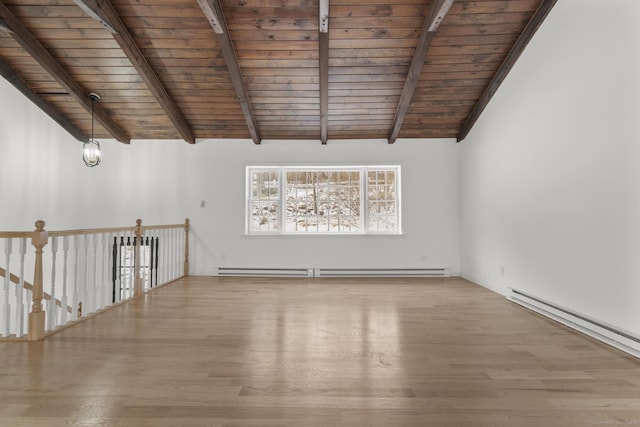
[508,288,640,359]
[215,267,450,278]
[315,267,450,277]
[215,267,313,277]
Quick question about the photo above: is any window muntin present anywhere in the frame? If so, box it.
[247,166,400,235]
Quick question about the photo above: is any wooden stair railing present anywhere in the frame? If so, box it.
[1,218,189,341]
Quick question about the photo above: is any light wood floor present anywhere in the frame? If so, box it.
[1,276,639,426]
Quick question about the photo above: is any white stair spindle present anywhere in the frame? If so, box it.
[71,235,80,320]
[156,229,162,286]
[123,233,128,299]
[121,235,127,300]
[89,233,98,313]
[164,228,169,283]
[60,236,69,326]
[79,234,88,318]
[106,233,113,307]
[15,238,26,337]
[47,236,58,331]
[144,231,151,290]
[128,233,134,297]
[170,228,175,281]
[83,234,91,315]
[114,234,121,303]
[98,233,107,310]
[3,238,13,337]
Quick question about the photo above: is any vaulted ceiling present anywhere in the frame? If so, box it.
[0,0,556,145]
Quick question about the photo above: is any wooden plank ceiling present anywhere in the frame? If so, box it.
[0,0,556,144]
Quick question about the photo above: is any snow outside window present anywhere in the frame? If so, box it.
[247,166,401,235]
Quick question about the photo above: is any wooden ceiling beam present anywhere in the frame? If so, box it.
[0,17,13,33]
[72,0,117,34]
[388,0,454,144]
[0,60,87,142]
[0,2,129,143]
[197,0,261,144]
[456,0,557,142]
[73,0,195,144]
[319,0,329,144]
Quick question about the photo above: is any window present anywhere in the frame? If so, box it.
[247,166,401,234]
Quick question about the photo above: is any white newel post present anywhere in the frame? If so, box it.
[28,220,48,341]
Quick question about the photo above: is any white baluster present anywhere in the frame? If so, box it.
[123,235,130,300]
[164,229,170,283]
[140,231,147,291]
[167,228,172,281]
[144,231,151,290]
[158,229,169,285]
[83,234,92,315]
[79,234,88,318]
[166,228,171,283]
[15,238,26,337]
[176,228,184,278]
[24,285,32,335]
[128,233,134,297]
[169,228,175,281]
[71,235,80,320]
[89,233,98,313]
[175,227,180,279]
[106,233,113,307]
[3,238,13,337]
[151,232,157,287]
[114,234,121,303]
[129,233,135,297]
[60,236,69,326]
[99,233,107,310]
[47,236,58,331]
[174,227,180,280]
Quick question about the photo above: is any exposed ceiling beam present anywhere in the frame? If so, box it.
[388,0,454,144]
[0,16,13,33]
[456,0,557,142]
[0,60,87,142]
[72,0,116,34]
[197,0,261,144]
[73,0,195,144]
[319,0,329,144]
[0,2,129,143]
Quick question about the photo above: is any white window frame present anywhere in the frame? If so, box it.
[246,165,401,235]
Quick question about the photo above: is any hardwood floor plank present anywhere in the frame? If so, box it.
[0,276,639,425]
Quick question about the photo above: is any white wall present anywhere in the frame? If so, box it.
[1,78,461,277]
[459,0,640,335]
[182,138,460,275]
[0,79,184,230]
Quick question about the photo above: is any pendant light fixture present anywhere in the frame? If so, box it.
[83,92,102,167]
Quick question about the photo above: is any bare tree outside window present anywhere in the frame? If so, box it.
[247,166,400,234]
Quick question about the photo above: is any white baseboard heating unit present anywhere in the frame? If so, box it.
[314,268,451,277]
[215,267,313,277]
[508,288,640,359]
[215,267,450,278]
